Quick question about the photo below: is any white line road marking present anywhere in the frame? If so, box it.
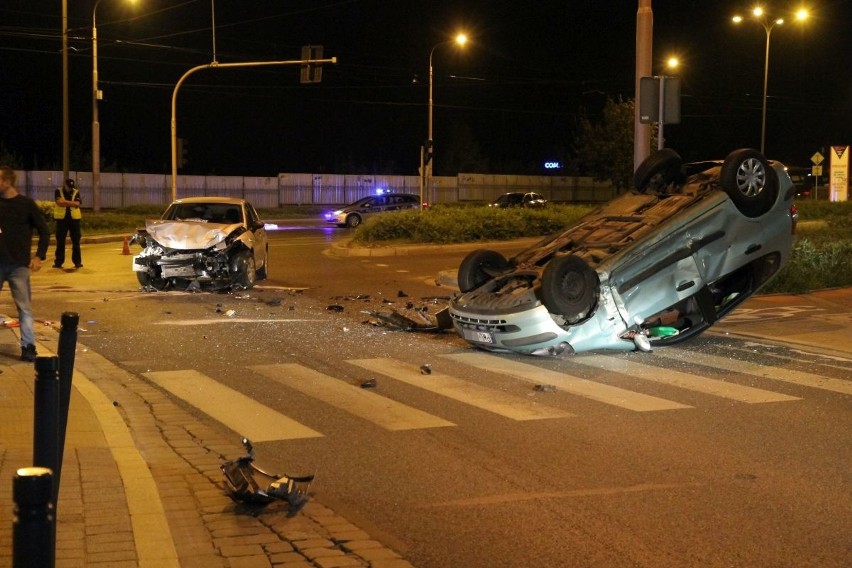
[250,364,455,431]
[655,350,852,396]
[144,370,323,441]
[443,353,691,412]
[577,355,801,403]
[154,318,322,326]
[348,358,574,421]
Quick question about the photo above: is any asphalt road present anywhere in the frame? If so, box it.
[20,223,852,568]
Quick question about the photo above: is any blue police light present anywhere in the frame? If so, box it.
[544,161,562,170]
[376,188,386,195]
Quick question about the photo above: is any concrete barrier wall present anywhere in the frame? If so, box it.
[16,170,614,208]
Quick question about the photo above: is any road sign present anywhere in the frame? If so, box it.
[811,152,824,165]
[812,165,822,176]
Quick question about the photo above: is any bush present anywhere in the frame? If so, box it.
[351,204,593,245]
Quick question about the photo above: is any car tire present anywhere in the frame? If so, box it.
[540,255,599,323]
[634,148,683,192]
[457,249,510,292]
[256,245,269,280]
[346,214,362,228]
[231,251,257,290]
[136,271,168,291]
[720,148,777,217]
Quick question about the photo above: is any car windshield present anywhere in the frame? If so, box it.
[164,203,243,224]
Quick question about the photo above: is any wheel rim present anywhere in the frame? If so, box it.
[560,269,585,301]
[735,158,766,197]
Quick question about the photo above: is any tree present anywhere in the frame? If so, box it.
[571,97,636,191]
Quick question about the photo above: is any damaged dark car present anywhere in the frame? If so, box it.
[132,197,269,291]
[449,148,799,356]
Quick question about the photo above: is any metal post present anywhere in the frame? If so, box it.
[33,357,60,478]
[657,76,665,150]
[54,312,79,504]
[427,51,435,207]
[13,467,55,568]
[634,0,653,171]
[62,0,69,182]
[92,0,102,212]
[760,25,773,155]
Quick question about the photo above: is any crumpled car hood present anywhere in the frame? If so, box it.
[145,220,239,250]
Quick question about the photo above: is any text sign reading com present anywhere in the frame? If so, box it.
[544,162,562,170]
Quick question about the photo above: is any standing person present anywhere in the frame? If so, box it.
[53,177,83,269]
[0,166,50,362]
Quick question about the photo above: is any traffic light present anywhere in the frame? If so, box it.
[301,45,324,84]
[423,139,433,166]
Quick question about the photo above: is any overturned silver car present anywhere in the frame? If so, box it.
[132,197,269,291]
[449,148,798,356]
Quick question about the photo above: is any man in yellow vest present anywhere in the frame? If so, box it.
[53,178,83,269]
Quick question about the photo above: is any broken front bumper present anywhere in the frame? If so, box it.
[448,288,631,356]
[132,248,232,281]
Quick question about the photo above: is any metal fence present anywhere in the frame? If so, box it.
[14,170,615,209]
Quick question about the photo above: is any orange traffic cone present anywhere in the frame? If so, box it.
[121,236,131,255]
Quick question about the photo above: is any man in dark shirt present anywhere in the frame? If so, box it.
[0,166,51,361]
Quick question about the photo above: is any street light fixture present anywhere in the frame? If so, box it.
[423,32,467,206]
[732,6,808,154]
[92,0,136,212]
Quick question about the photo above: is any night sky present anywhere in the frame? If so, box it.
[1,1,850,177]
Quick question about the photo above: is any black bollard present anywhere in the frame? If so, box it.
[13,467,55,568]
[54,312,79,504]
[32,357,60,490]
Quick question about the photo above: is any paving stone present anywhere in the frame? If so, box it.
[313,556,367,568]
[217,543,266,557]
[292,538,335,551]
[226,555,272,568]
[354,547,402,562]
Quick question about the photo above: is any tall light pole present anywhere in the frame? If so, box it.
[733,7,808,154]
[92,0,135,212]
[425,33,467,206]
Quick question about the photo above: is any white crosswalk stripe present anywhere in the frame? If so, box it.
[442,353,692,412]
[654,350,852,395]
[348,358,574,421]
[143,347,839,441]
[250,363,455,430]
[576,355,801,403]
[144,370,324,442]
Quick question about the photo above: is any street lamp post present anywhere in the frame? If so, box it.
[92,0,103,212]
[92,0,135,212]
[424,33,466,207]
[733,7,808,154]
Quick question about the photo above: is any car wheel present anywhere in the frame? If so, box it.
[720,148,777,217]
[256,245,269,280]
[136,270,168,291]
[634,148,682,192]
[346,214,362,228]
[231,251,257,290]
[540,255,599,323]
[457,249,510,292]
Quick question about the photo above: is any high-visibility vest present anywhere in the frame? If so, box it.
[54,188,82,220]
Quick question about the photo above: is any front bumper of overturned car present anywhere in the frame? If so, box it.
[448,289,632,356]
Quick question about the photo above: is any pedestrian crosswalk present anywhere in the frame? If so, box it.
[141,347,848,443]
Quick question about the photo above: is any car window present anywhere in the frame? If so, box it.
[246,204,260,226]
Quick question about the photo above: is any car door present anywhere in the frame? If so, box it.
[245,203,268,268]
[609,217,709,327]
